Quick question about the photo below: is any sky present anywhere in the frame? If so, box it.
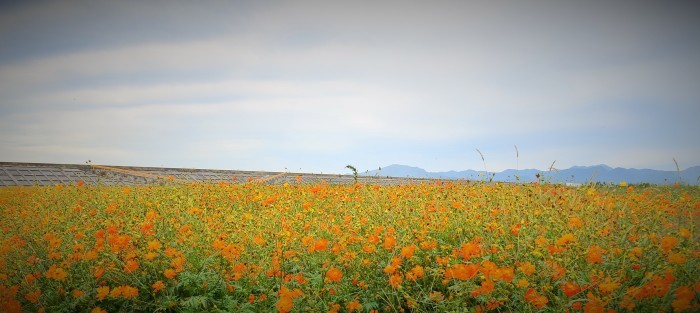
[1,0,699,174]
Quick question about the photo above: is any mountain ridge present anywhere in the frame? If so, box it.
[362,164,700,185]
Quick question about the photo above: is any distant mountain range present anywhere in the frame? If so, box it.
[361,164,700,185]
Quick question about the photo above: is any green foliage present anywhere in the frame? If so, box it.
[0,181,698,312]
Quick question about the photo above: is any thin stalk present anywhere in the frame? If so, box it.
[514,145,520,182]
[476,149,489,182]
[673,158,681,184]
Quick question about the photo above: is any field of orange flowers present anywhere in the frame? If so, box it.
[0,180,698,312]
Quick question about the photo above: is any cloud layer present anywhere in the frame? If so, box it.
[2,1,699,173]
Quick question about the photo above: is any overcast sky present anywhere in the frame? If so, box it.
[1,1,699,174]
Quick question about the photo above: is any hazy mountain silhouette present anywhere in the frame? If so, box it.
[362,164,700,185]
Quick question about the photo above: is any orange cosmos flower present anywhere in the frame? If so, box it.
[124,259,139,273]
[383,264,398,275]
[325,267,343,283]
[668,252,687,264]
[545,261,566,280]
[147,240,162,251]
[561,281,582,297]
[24,273,38,284]
[672,285,694,312]
[629,246,643,258]
[567,217,583,228]
[171,257,185,272]
[429,291,445,302]
[164,268,177,279]
[24,290,41,304]
[518,261,536,276]
[152,281,166,293]
[253,234,267,246]
[420,240,438,250]
[516,279,530,288]
[328,303,341,313]
[121,285,138,298]
[362,243,376,254]
[660,236,678,252]
[524,288,549,309]
[312,238,328,252]
[444,263,479,280]
[480,260,498,279]
[178,225,193,237]
[144,251,157,261]
[450,201,465,209]
[276,286,303,313]
[262,196,277,206]
[548,245,565,255]
[140,221,155,236]
[598,277,620,294]
[346,301,362,312]
[457,242,482,261]
[388,274,403,288]
[276,296,293,313]
[96,286,109,300]
[84,250,98,260]
[583,292,606,313]
[535,236,548,247]
[471,279,495,297]
[409,265,425,280]
[382,235,396,250]
[555,233,576,246]
[45,265,67,281]
[110,286,123,298]
[400,245,417,259]
[586,245,605,264]
[509,223,521,235]
[92,266,105,279]
[72,289,85,298]
[492,266,514,282]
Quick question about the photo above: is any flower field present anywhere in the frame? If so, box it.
[1,180,698,312]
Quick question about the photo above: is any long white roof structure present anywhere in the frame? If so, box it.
[0,162,437,186]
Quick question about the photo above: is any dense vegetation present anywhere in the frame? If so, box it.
[1,180,698,312]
